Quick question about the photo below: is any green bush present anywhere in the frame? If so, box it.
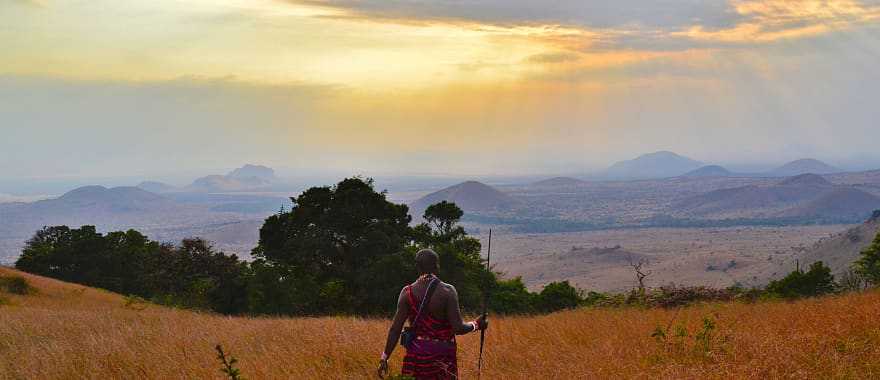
[766,261,836,298]
[0,276,33,295]
[535,281,583,313]
[854,231,880,286]
[488,277,536,315]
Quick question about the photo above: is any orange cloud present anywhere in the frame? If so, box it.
[674,0,880,43]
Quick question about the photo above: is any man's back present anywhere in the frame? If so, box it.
[406,278,454,322]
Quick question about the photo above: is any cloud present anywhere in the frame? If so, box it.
[289,0,880,51]
[673,0,880,43]
[294,0,739,30]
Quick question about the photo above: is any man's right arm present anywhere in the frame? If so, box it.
[383,288,409,357]
[445,285,487,335]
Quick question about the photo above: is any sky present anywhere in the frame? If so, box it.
[2,0,880,180]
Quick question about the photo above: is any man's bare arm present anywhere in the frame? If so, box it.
[382,288,409,357]
[445,285,479,335]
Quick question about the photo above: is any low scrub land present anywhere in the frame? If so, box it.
[2,267,878,379]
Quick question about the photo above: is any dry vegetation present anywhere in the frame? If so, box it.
[487,225,850,292]
[2,267,879,379]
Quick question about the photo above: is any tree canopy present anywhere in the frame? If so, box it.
[15,177,589,316]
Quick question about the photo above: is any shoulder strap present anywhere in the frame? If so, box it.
[412,278,439,326]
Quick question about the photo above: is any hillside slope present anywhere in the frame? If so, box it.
[2,267,880,379]
[673,174,880,221]
[785,212,880,276]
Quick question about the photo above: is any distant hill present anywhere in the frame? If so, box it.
[673,174,880,221]
[604,151,703,179]
[136,181,176,193]
[55,186,173,211]
[0,184,276,262]
[227,164,276,182]
[0,186,182,239]
[770,159,841,176]
[408,181,515,219]
[531,177,585,187]
[682,165,732,178]
[186,164,276,193]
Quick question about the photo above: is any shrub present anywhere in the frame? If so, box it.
[854,232,880,286]
[0,276,33,295]
[766,261,836,298]
[534,281,583,313]
[488,277,536,315]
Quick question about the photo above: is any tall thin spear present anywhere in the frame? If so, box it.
[477,229,491,378]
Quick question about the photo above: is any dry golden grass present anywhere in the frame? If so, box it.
[2,266,879,379]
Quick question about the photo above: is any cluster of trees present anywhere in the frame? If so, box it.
[765,230,880,298]
[15,227,248,313]
[15,178,583,316]
[15,178,880,316]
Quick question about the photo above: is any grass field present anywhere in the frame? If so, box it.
[1,266,879,379]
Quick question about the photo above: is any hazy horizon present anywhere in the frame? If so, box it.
[3,0,880,181]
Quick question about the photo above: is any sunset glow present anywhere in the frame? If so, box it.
[2,0,880,176]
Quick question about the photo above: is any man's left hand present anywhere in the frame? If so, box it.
[476,313,489,331]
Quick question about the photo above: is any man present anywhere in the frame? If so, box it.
[378,249,489,379]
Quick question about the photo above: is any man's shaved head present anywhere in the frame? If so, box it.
[416,249,439,274]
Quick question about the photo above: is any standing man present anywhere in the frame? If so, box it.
[379,249,488,379]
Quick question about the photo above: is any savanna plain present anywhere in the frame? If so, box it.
[2,267,879,379]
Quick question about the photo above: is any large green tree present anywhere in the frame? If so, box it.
[252,177,414,314]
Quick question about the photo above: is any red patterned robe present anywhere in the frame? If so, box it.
[401,283,458,379]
